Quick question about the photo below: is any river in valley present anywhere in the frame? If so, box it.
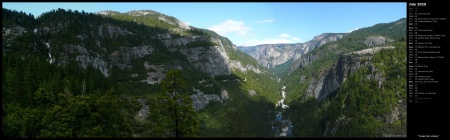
[271,86,293,137]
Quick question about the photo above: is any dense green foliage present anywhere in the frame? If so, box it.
[196,79,275,137]
[285,42,406,137]
[194,49,281,137]
[281,18,406,137]
[327,44,406,137]
[143,70,200,138]
[2,53,131,138]
[270,59,293,77]
[2,8,279,138]
[3,7,407,138]
[2,8,37,29]
[284,18,406,102]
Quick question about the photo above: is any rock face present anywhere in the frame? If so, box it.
[58,44,111,77]
[42,23,142,77]
[238,44,304,69]
[248,89,256,96]
[364,36,393,47]
[137,98,149,118]
[26,10,252,78]
[98,24,133,39]
[179,45,231,77]
[2,9,266,88]
[2,26,29,49]
[190,87,222,111]
[320,46,399,135]
[288,36,393,74]
[159,34,263,76]
[287,51,318,74]
[302,46,394,101]
[52,27,154,77]
[176,20,191,30]
[126,10,157,16]
[96,10,121,16]
[160,36,233,77]
[324,116,352,135]
[237,33,344,68]
[141,62,167,85]
[228,60,262,74]
[2,26,27,36]
[109,45,156,70]
[221,90,230,100]
[386,98,406,124]
[3,8,271,115]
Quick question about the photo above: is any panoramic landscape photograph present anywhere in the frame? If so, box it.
[2,2,406,138]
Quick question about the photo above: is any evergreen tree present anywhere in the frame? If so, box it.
[222,99,252,137]
[147,69,199,138]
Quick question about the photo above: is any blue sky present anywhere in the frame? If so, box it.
[3,2,406,46]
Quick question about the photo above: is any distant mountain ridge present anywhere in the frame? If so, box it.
[237,33,344,71]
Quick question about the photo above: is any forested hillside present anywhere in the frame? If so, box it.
[2,8,280,138]
[282,18,407,137]
[2,7,407,138]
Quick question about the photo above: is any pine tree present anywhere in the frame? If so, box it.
[147,69,199,138]
[222,99,252,137]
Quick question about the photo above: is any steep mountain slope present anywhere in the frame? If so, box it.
[284,18,406,102]
[2,8,280,137]
[2,7,407,138]
[282,18,407,137]
[237,33,344,75]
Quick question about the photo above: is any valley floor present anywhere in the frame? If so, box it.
[271,85,293,137]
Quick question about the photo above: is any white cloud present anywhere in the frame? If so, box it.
[208,19,251,36]
[256,19,275,23]
[347,28,360,33]
[279,33,290,38]
[291,37,301,42]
